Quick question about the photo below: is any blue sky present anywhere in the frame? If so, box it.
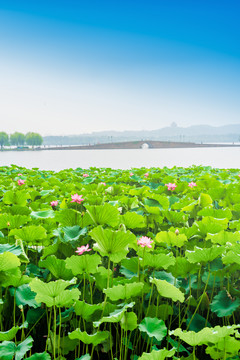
[0,0,239,135]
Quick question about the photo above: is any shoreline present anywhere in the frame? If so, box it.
[1,140,240,151]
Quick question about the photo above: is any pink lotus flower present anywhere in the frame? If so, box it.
[17,179,25,186]
[75,244,92,255]
[144,173,149,178]
[175,229,179,235]
[71,193,84,204]
[137,236,153,248]
[188,181,197,188]
[50,200,58,207]
[83,173,89,178]
[18,173,23,176]
[165,183,177,191]
[130,172,134,176]
[100,182,106,186]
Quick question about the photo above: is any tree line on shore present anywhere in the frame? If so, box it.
[0,132,43,148]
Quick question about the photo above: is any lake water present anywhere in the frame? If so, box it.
[0,147,240,171]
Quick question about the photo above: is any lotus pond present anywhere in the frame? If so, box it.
[0,165,240,360]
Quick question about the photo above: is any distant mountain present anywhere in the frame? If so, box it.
[43,124,240,146]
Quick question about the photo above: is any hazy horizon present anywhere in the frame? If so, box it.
[1,0,240,136]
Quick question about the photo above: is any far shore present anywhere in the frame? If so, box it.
[1,140,240,151]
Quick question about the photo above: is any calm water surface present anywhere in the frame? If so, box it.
[0,147,239,171]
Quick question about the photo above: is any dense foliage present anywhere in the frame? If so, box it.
[0,165,240,360]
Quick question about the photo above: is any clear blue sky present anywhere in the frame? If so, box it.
[0,0,239,135]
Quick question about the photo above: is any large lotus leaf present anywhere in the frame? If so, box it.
[0,267,30,288]
[148,194,170,210]
[120,257,138,279]
[205,336,240,360]
[65,254,101,275]
[185,246,223,263]
[186,313,211,332]
[195,217,228,235]
[147,304,173,320]
[0,336,33,360]
[139,317,167,341]
[222,244,240,265]
[199,193,213,208]
[206,230,240,245]
[55,209,82,226]
[0,244,22,256]
[197,207,232,220]
[138,348,175,360]
[85,203,120,227]
[7,205,31,216]
[142,253,175,270]
[181,200,198,212]
[74,300,103,321]
[120,312,138,331]
[61,226,87,243]
[155,231,187,248]
[30,210,55,219]
[93,302,135,327]
[144,205,161,215]
[168,257,199,278]
[210,290,240,317]
[9,226,47,244]
[26,352,51,360]
[162,211,187,224]
[39,255,74,280]
[103,282,144,301]
[68,329,109,346]
[0,214,30,230]
[173,325,240,346]
[94,266,113,290]
[151,278,184,302]
[0,252,20,272]
[41,242,59,260]
[121,212,146,229]
[3,190,30,206]
[89,226,135,262]
[30,278,80,307]
[0,327,19,341]
[10,284,40,308]
[76,355,90,360]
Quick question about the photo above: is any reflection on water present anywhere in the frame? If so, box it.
[0,147,239,171]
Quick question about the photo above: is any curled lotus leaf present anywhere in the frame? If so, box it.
[155,231,187,247]
[138,348,175,360]
[103,282,144,301]
[138,317,167,341]
[185,246,223,264]
[151,278,184,303]
[68,329,110,346]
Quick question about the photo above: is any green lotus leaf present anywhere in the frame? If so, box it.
[26,352,51,360]
[9,226,47,245]
[7,205,31,216]
[151,278,184,302]
[210,290,240,317]
[61,226,87,243]
[121,212,146,229]
[173,325,240,346]
[94,266,113,290]
[68,329,109,346]
[0,252,21,272]
[144,205,161,215]
[3,190,30,207]
[120,312,138,331]
[147,304,173,320]
[205,336,240,360]
[0,336,33,360]
[0,214,30,230]
[65,254,101,275]
[29,278,80,307]
[142,253,175,270]
[181,200,198,212]
[90,225,135,262]
[93,302,135,327]
[195,217,228,235]
[185,246,223,263]
[74,300,103,321]
[30,210,55,219]
[206,230,240,245]
[103,282,144,301]
[85,203,120,227]
[39,255,74,280]
[120,257,138,279]
[138,348,175,360]
[199,193,213,208]
[149,194,170,209]
[0,244,22,256]
[168,257,198,278]
[0,267,30,288]
[162,211,187,224]
[0,327,19,341]
[198,207,232,220]
[138,317,167,341]
[10,284,39,308]
[155,231,187,248]
[55,209,82,226]
[222,244,240,265]
[76,355,91,360]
